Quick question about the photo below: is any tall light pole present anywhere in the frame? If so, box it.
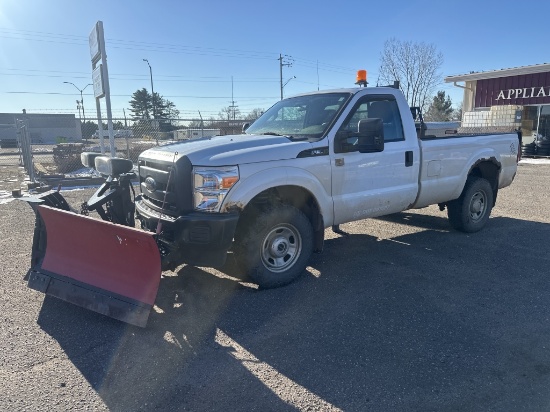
[64,82,92,142]
[143,59,155,120]
[282,76,296,99]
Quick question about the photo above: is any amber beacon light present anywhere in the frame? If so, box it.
[355,70,368,87]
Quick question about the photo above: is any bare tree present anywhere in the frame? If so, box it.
[452,101,463,122]
[244,108,265,121]
[379,38,443,112]
[218,106,241,121]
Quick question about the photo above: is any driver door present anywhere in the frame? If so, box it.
[331,94,419,224]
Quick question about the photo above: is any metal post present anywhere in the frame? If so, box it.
[81,89,88,143]
[76,100,82,127]
[64,82,92,142]
[143,59,155,118]
[282,76,296,99]
[143,58,158,145]
[123,108,129,159]
[16,119,35,183]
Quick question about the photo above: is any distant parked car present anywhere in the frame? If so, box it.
[92,129,133,139]
[115,129,133,138]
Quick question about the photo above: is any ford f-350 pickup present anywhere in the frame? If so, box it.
[24,84,519,326]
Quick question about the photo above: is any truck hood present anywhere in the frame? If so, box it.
[140,134,313,166]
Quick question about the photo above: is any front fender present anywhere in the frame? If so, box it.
[220,165,334,226]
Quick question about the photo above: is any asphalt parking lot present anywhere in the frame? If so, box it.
[1,161,550,411]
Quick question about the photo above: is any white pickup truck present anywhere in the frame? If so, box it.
[23,85,520,326]
[134,86,519,288]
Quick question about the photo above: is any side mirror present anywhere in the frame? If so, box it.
[357,119,384,153]
[242,122,250,133]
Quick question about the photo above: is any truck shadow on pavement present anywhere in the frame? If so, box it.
[35,214,550,411]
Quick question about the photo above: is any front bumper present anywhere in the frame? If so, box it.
[135,200,239,269]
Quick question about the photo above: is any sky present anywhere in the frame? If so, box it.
[1,0,550,122]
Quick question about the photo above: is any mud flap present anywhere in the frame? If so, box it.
[28,205,161,327]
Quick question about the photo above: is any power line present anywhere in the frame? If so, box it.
[0,28,277,61]
[0,27,362,78]
[0,67,281,85]
[3,91,278,99]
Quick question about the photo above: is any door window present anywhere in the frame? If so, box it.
[338,96,405,145]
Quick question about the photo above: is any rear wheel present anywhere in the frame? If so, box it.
[447,176,494,233]
[234,204,313,288]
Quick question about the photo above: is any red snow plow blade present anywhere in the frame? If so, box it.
[27,205,161,327]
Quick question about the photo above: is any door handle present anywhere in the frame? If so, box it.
[405,151,413,167]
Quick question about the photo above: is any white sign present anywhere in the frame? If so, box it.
[92,65,105,99]
[89,24,101,63]
[495,86,550,100]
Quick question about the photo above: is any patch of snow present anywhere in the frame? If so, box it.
[0,190,17,205]
[63,167,102,178]
[519,158,550,165]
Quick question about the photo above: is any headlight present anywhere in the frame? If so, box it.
[193,166,239,212]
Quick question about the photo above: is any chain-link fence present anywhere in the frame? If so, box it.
[0,117,253,190]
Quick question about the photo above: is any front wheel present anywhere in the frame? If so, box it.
[447,176,494,233]
[234,204,314,289]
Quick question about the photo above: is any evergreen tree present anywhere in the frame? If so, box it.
[128,88,152,119]
[424,91,454,122]
[128,89,179,122]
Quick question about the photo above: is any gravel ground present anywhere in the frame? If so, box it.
[1,162,550,411]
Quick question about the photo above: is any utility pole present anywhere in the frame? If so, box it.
[279,54,293,100]
[228,76,238,120]
[198,110,204,137]
[317,60,320,91]
[123,108,128,128]
[76,100,82,130]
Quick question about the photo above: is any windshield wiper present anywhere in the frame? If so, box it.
[258,132,308,141]
[260,132,285,136]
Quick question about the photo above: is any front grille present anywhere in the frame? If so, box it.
[136,200,177,222]
[142,196,178,213]
[138,155,193,214]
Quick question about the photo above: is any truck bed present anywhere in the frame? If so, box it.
[413,132,519,208]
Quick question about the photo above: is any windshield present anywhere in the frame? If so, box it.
[245,93,351,140]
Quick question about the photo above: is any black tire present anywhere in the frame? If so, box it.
[447,176,494,233]
[234,204,314,289]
